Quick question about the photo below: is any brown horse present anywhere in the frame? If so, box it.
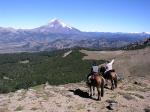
[100,66,117,90]
[87,74,105,100]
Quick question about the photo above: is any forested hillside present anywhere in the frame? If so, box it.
[122,37,150,50]
[0,50,105,93]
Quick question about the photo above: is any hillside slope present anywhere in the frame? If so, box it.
[0,48,149,112]
[0,50,104,93]
[0,80,149,112]
[122,37,150,50]
[80,47,150,79]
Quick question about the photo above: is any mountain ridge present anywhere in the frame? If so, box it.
[0,19,150,53]
[32,19,81,34]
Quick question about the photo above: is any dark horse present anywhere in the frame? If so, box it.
[100,66,117,90]
[87,74,105,100]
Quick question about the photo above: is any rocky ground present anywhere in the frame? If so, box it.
[0,48,150,112]
[0,77,149,112]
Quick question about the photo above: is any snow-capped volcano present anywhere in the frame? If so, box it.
[33,19,80,34]
[48,18,72,29]
[0,18,149,53]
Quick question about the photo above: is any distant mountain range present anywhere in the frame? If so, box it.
[0,18,150,53]
[122,37,150,50]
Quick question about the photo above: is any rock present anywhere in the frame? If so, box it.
[117,74,124,81]
[106,100,118,110]
[144,107,150,112]
[134,81,138,84]
[107,102,118,110]
[134,81,142,86]
[16,89,24,93]
[106,99,118,103]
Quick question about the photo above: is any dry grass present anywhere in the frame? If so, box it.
[30,107,38,111]
[14,105,24,111]
[80,47,150,78]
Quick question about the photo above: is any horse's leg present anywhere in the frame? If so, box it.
[111,79,114,90]
[93,86,95,96]
[101,78,104,97]
[90,85,92,97]
[104,79,108,87]
[97,87,101,100]
[114,76,118,88]
[104,72,109,87]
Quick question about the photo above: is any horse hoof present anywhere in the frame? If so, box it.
[97,98,101,101]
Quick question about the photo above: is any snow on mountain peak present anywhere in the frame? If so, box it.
[33,18,80,34]
[48,18,72,29]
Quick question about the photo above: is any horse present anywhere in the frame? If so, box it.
[99,66,118,90]
[87,73,105,100]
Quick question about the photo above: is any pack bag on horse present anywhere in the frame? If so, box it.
[100,59,118,90]
[87,61,105,100]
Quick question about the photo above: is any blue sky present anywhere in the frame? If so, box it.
[0,0,149,32]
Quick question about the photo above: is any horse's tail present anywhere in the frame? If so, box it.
[114,73,118,88]
[101,77,105,97]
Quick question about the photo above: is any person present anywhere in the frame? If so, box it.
[105,59,115,74]
[104,59,115,80]
[87,61,99,83]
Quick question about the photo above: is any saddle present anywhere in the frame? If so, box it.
[104,69,115,79]
[87,72,99,84]
[91,72,99,80]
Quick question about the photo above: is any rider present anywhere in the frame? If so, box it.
[87,61,99,83]
[91,61,99,74]
[104,59,115,78]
